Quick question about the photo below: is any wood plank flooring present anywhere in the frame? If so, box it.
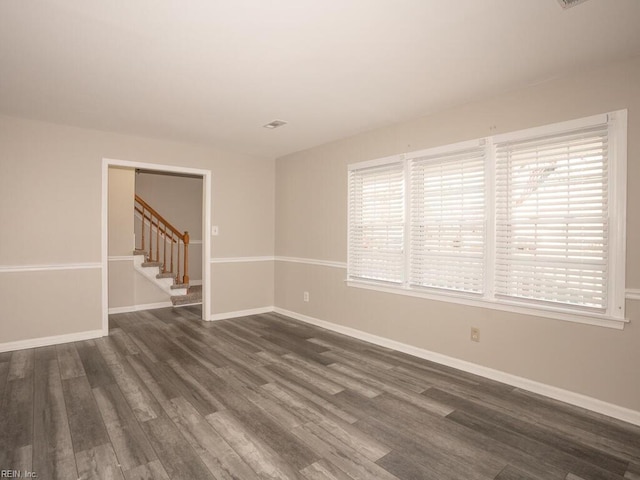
[1,306,639,479]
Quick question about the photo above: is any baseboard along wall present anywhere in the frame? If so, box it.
[1,302,637,426]
[271,307,640,427]
[0,329,104,353]
[107,301,174,314]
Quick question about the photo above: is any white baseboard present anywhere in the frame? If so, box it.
[108,302,173,314]
[273,307,640,427]
[190,280,203,286]
[0,329,105,353]
[5,303,637,426]
[208,306,274,322]
[173,302,203,308]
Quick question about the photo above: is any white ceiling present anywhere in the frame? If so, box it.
[1,0,640,159]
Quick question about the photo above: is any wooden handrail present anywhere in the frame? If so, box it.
[134,207,178,244]
[135,195,186,242]
[134,194,190,285]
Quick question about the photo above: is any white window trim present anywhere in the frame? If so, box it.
[347,110,628,329]
[346,279,626,329]
[347,154,402,171]
[606,110,628,321]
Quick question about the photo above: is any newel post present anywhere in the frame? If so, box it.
[182,231,190,285]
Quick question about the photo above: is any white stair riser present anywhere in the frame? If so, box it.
[133,254,187,296]
[157,277,175,288]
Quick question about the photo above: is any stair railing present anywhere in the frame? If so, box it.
[134,194,190,285]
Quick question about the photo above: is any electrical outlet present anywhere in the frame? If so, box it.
[303,291,309,302]
[211,225,219,236]
[471,327,480,342]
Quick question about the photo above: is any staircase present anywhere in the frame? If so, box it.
[134,195,202,306]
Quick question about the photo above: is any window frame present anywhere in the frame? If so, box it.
[406,139,487,295]
[347,156,406,285]
[346,111,627,329]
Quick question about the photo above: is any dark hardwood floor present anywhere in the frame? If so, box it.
[1,306,639,479]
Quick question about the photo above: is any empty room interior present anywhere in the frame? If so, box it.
[1,1,640,479]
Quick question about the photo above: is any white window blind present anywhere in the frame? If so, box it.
[409,146,486,293]
[347,111,625,326]
[348,161,405,283]
[494,122,609,310]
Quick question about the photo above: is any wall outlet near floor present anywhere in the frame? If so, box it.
[471,327,480,342]
[303,291,309,302]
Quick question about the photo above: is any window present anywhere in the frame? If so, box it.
[347,111,627,328]
[348,159,405,284]
[494,123,609,310]
[409,143,486,294]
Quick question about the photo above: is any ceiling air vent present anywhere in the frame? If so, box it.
[557,0,590,9]
[263,120,288,129]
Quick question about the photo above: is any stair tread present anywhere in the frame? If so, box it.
[171,286,202,306]
[141,261,162,267]
[171,293,202,305]
[171,283,189,289]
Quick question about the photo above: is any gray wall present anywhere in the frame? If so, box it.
[274,56,640,412]
[135,171,204,283]
[0,115,275,345]
[107,166,169,309]
[1,53,638,419]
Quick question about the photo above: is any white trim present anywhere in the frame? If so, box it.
[404,138,484,161]
[173,302,203,308]
[108,256,135,262]
[402,154,411,285]
[276,256,347,269]
[484,137,496,300]
[0,263,102,273]
[626,289,640,300]
[210,256,275,263]
[107,158,211,176]
[347,280,626,330]
[492,112,609,144]
[348,154,401,171]
[208,306,274,321]
[275,255,630,326]
[103,158,212,328]
[608,110,627,318]
[102,160,110,336]
[190,279,203,286]
[203,168,212,323]
[273,307,640,427]
[208,255,348,268]
[108,302,173,314]
[0,329,104,353]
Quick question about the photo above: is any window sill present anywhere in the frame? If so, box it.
[346,279,628,330]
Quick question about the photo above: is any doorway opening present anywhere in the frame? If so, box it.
[101,158,212,334]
